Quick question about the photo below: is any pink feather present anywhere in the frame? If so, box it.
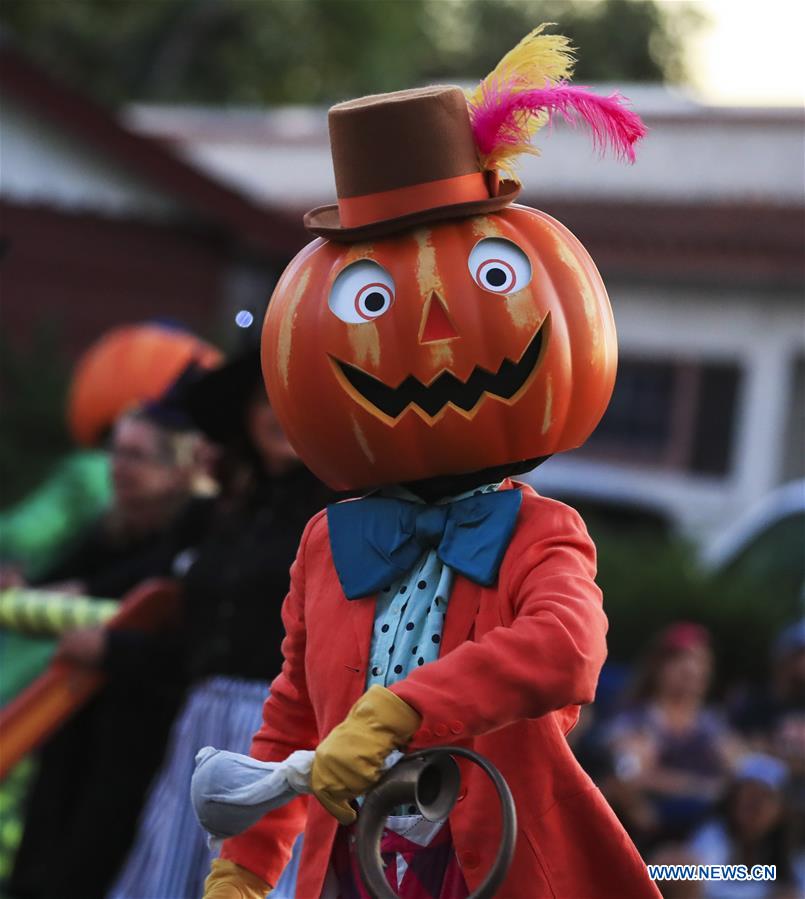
[470,79,647,164]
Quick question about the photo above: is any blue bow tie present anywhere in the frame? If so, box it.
[327,489,522,600]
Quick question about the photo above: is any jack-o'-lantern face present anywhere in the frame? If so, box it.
[262,205,616,491]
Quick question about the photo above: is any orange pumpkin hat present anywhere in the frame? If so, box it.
[262,26,646,491]
[68,323,222,447]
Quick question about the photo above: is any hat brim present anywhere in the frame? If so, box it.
[303,179,521,243]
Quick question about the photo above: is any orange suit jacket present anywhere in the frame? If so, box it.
[221,481,660,898]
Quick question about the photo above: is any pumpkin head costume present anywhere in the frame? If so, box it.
[204,27,660,899]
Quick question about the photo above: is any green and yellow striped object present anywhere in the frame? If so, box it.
[0,590,118,636]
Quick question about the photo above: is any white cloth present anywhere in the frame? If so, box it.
[192,747,408,843]
[192,747,315,843]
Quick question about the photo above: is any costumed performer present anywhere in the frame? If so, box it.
[203,26,661,899]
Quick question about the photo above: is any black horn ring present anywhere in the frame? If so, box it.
[356,747,516,899]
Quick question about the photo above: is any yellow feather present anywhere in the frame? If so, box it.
[467,22,574,108]
[466,24,576,180]
[493,143,539,181]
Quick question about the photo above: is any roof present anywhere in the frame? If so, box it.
[126,84,805,209]
[0,40,307,255]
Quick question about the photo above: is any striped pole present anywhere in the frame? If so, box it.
[0,589,118,636]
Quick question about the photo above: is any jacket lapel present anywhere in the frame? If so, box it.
[440,575,481,655]
[439,477,519,653]
[344,592,377,675]
[440,481,518,653]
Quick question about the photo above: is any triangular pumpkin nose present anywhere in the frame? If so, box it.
[420,292,458,343]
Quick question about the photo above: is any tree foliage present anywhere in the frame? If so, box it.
[590,521,801,689]
[0,0,704,107]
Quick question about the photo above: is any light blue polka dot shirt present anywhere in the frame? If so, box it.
[365,482,500,691]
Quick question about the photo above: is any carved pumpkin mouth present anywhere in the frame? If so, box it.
[332,317,547,421]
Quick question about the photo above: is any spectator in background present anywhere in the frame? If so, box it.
[731,619,805,891]
[768,622,805,786]
[732,620,805,786]
[605,623,742,849]
[0,402,211,597]
[109,350,334,899]
[687,754,799,898]
[8,392,213,899]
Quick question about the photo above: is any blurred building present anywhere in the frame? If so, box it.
[0,42,307,357]
[128,89,804,548]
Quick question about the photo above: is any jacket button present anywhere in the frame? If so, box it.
[456,787,467,802]
[449,720,464,734]
[462,850,480,869]
[419,727,433,741]
[434,723,448,738]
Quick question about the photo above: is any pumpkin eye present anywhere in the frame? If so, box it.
[329,260,395,323]
[468,238,532,295]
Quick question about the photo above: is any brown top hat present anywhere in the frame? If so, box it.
[304,85,520,242]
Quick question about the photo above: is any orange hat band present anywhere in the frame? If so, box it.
[338,172,490,228]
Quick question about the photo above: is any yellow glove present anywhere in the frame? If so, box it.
[202,858,272,898]
[312,685,421,824]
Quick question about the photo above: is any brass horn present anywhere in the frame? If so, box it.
[356,747,516,899]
